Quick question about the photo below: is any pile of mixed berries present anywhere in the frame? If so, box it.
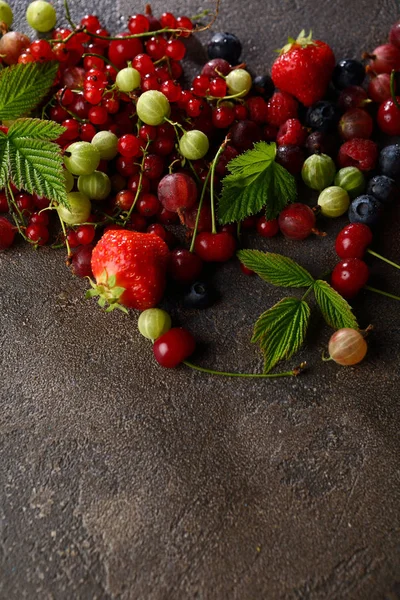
[0,0,399,372]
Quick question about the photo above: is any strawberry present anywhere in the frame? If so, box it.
[86,229,169,312]
[271,30,335,107]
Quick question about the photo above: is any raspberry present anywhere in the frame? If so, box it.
[337,139,378,172]
[266,91,298,127]
[277,118,307,146]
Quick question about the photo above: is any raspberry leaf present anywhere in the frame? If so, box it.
[0,61,59,121]
[313,279,359,329]
[252,297,310,372]
[1,118,67,205]
[218,141,296,224]
[237,250,315,287]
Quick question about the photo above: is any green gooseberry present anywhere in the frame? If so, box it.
[226,69,252,97]
[91,131,119,160]
[0,1,13,27]
[63,169,74,193]
[179,130,210,160]
[57,192,91,225]
[26,0,56,32]
[136,90,171,126]
[334,167,365,199]
[116,67,141,92]
[138,308,172,340]
[77,171,111,201]
[302,153,336,191]
[318,186,350,217]
[64,141,101,176]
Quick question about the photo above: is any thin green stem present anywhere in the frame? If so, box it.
[210,141,228,234]
[82,52,118,71]
[6,183,27,239]
[390,69,400,110]
[367,248,400,271]
[187,159,201,184]
[58,212,71,259]
[63,0,76,29]
[189,168,211,253]
[121,140,151,224]
[302,283,314,301]
[365,285,400,301]
[183,360,306,378]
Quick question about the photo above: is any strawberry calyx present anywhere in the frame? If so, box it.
[278,30,317,55]
[85,269,128,313]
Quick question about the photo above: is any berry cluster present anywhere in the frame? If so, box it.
[1,1,400,372]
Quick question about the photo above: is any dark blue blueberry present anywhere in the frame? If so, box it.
[207,32,242,65]
[306,101,341,132]
[348,195,383,227]
[252,75,274,100]
[332,59,365,90]
[367,175,397,204]
[379,144,400,180]
[183,281,216,309]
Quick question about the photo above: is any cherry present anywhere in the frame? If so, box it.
[335,223,373,259]
[71,244,94,278]
[75,224,96,245]
[377,98,400,136]
[168,248,203,284]
[137,193,160,217]
[257,216,280,238]
[26,223,49,246]
[331,258,369,299]
[153,327,196,368]
[29,211,49,226]
[0,217,15,250]
[194,231,236,262]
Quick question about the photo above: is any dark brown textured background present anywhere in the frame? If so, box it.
[1,1,400,599]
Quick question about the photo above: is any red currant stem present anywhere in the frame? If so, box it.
[5,183,28,240]
[58,93,88,124]
[364,285,400,302]
[187,159,202,184]
[189,168,212,253]
[82,52,118,71]
[190,8,211,20]
[165,118,185,137]
[366,248,400,271]
[122,140,151,225]
[210,139,229,234]
[390,69,400,111]
[216,90,247,106]
[311,227,327,237]
[57,210,72,261]
[183,360,307,378]
[63,0,77,29]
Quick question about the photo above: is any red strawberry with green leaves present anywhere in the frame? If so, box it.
[86,229,169,312]
[271,30,335,107]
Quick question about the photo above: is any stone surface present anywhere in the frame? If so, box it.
[1,1,400,599]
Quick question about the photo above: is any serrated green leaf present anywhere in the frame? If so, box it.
[0,62,58,121]
[8,136,66,204]
[8,118,65,141]
[252,297,310,372]
[0,132,8,188]
[269,162,297,220]
[238,250,315,288]
[218,141,297,224]
[313,280,359,330]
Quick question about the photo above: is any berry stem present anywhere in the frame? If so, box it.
[82,52,118,71]
[57,211,72,260]
[5,183,28,240]
[390,69,400,111]
[189,168,211,253]
[183,360,306,378]
[367,248,400,271]
[210,137,229,234]
[63,0,77,30]
[121,140,151,225]
[365,285,400,301]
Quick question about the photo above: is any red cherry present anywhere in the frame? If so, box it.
[335,223,373,259]
[26,223,49,246]
[153,327,196,368]
[377,98,400,135]
[331,258,369,299]
[168,248,203,284]
[256,216,280,238]
[0,217,15,250]
[194,232,236,262]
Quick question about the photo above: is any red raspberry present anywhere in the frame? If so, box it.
[266,91,298,127]
[337,138,378,172]
[276,118,307,146]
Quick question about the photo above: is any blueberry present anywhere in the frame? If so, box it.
[306,101,341,132]
[367,175,397,204]
[348,194,383,227]
[332,59,365,90]
[379,144,400,180]
[183,281,216,309]
[252,74,274,100]
[207,32,242,65]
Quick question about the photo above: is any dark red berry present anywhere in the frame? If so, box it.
[337,138,378,171]
[335,223,373,259]
[257,216,280,238]
[194,231,236,262]
[153,327,196,368]
[331,258,369,299]
[0,217,15,250]
[168,248,203,284]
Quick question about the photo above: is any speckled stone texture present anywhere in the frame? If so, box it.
[1,1,400,599]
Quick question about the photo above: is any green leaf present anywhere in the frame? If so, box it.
[237,250,315,288]
[217,141,296,224]
[5,119,67,204]
[0,61,59,121]
[252,297,310,372]
[8,118,65,141]
[0,132,8,189]
[313,280,359,330]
